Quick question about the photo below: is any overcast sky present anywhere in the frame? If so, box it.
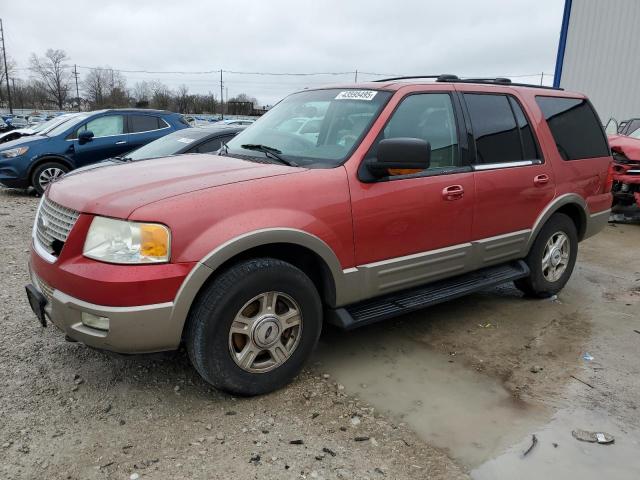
[2,0,565,105]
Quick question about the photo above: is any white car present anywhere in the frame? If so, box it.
[0,113,78,144]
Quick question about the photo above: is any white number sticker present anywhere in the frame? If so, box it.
[335,90,378,101]
[176,137,195,144]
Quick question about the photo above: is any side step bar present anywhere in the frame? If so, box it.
[326,260,530,330]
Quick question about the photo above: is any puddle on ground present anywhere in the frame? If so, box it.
[472,407,640,480]
[315,326,549,468]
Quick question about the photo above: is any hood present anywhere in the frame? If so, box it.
[608,134,640,162]
[47,153,303,218]
[0,134,47,150]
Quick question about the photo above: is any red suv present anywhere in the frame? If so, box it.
[26,76,612,395]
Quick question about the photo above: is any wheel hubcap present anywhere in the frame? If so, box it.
[542,231,570,282]
[228,291,302,373]
[38,167,65,189]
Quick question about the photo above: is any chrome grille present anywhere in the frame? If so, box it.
[35,196,80,255]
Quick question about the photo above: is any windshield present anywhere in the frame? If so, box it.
[32,115,74,134]
[630,128,640,140]
[225,88,391,167]
[46,113,91,137]
[125,129,207,160]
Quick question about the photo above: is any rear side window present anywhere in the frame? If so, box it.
[535,96,609,160]
[464,93,533,164]
[129,115,166,133]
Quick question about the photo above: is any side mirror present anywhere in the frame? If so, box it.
[367,138,431,178]
[78,130,94,145]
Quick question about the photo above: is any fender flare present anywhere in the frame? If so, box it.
[526,193,588,251]
[168,228,350,334]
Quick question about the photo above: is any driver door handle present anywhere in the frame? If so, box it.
[442,185,464,201]
[115,140,127,145]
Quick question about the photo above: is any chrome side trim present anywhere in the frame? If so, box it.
[473,160,536,171]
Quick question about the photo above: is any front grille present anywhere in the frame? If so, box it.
[35,196,80,256]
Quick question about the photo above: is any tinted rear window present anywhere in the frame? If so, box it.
[535,96,609,160]
[129,115,165,133]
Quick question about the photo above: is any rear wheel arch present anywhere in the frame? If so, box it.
[528,194,588,251]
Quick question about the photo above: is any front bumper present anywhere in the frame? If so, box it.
[29,269,181,354]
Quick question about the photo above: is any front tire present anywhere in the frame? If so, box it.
[31,162,69,195]
[186,258,322,396]
[515,213,578,298]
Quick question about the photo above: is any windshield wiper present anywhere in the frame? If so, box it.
[240,144,299,167]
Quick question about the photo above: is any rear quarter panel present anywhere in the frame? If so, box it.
[517,89,612,214]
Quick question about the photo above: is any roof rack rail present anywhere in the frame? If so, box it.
[373,74,458,82]
[373,74,563,90]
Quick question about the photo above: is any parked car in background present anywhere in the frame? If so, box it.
[608,133,640,221]
[0,118,8,131]
[0,109,189,194]
[26,77,612,396]
[28,115,47,126]
[0,113,78,145]
[68,125,245,174]
[7,116,29,129]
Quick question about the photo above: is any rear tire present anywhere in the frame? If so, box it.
[186,257,322,396]
[31,162,69,195]
[515,213,578,298]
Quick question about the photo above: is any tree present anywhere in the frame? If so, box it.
[148,81,172,110]
[0,54,16,105]
[82,67,128,108]
[174,84,192,113]
[29,49,71,109]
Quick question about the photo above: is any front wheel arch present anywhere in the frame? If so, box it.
[28,156,74,183]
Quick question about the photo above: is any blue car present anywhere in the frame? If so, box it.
[0,108,190,194]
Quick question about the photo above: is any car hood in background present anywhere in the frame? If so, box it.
[0,134,48,150]
[47,153,304,218]
[608,134,640,162]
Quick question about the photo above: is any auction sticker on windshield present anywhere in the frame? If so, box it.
[176,138,196,144]
[335,90,378,101]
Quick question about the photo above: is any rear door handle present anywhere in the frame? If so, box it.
[534,174,550,186]
[115,140,127,145]
[442,185,464,201]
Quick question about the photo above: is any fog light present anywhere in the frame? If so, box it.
[81,312,109,331]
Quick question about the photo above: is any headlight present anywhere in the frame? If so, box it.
[1,146,29,158]
[83,217,171,264]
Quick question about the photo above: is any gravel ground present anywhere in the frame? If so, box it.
[0,187,467,480]
[2,186,639,480]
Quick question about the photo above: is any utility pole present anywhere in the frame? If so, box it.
[0,18,13,114]
[73,64,81,111]
[540,72,544,86]
[220,69,224,120]
[354,70,358,83]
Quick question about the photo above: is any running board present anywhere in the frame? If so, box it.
[326,261,529,330]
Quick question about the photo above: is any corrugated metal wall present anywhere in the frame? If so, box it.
[560,0,640,123]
